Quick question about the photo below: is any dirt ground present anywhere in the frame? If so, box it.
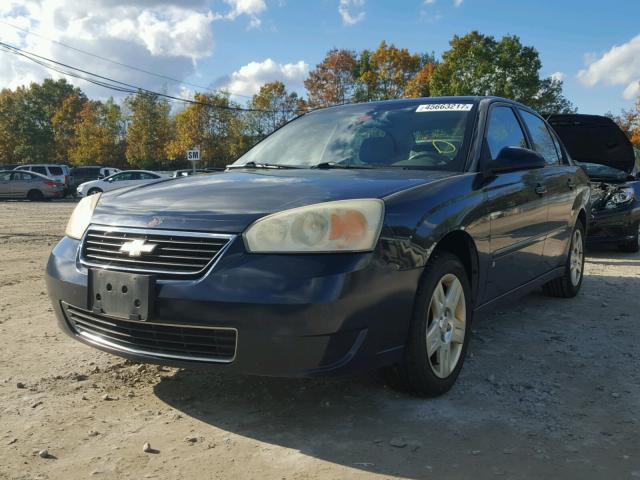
[1,200,639,480]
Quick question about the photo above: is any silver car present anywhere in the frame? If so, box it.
[0,170,65,200]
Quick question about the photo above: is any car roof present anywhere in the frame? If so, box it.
[1,169,48,179]
[313,95,530,112]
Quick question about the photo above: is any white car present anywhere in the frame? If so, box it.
[76,170,165,196]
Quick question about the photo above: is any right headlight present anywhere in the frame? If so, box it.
[243,199,384,253]
[65,193,101,240]
[605,187,635,209]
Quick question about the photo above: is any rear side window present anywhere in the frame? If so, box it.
[519,110,561,165]
[32,166,47,175]
[48,166,63,175]
[485,107,527,160]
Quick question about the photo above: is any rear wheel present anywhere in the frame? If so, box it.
[618,223,639,253]
[543,219,585,298]
[388,252,472,397]
[87,188,102,196]
[27,189,44,201]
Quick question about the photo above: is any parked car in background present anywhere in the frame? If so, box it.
[172,169,209,177]
[48,97,590,397]
[76,170,165,196]
[548,114,640,252]
[0,170,64,200]
[15,164,73,197]
[71,166,122,194]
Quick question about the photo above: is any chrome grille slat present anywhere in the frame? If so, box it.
[63,303,237,362]
[80,226,234,279]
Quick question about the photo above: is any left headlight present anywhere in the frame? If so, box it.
[65,193,101,239]
[243,199,384,253]
[606,187,635,209]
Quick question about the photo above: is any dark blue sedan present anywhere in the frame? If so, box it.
[46,97,590,396]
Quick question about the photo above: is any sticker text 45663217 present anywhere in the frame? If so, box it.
[416,103,473,112]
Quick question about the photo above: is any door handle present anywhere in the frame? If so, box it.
[567,178,576,190]
[535,184,547,195]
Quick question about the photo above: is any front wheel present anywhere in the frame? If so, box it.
[389,252,472,397]
[543,219,585,298]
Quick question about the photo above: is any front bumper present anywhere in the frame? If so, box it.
[587,202,640,244]
[46,235,421,377]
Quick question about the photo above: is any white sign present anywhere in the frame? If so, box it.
[187,148,200,162]
[416,103,473,112]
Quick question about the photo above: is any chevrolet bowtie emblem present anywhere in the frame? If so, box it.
[119,239,157,257]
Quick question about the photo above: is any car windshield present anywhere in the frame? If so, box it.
[231,102,474,171]
[577,161,628,181]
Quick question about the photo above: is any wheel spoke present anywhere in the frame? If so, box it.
[445,279,462,311]
[432,282,445,318]
[426,321,441,355]
[451,317,465,344]
[438,343,451,377]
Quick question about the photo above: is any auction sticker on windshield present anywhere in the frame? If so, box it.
[416,103,473,112]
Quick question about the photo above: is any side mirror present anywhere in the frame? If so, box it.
[487,147,546,174]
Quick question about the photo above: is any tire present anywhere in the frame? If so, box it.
[543,219,585,298]
[27,189,44,201]
[387,252,472,397]
[87,188,102,196]
[618,223,639,253]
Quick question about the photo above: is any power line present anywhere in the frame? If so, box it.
[0,20,254,100]
[0,40,306,114]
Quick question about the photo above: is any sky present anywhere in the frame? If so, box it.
[1,0,640,115]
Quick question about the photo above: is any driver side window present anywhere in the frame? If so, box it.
[485,107,528,161]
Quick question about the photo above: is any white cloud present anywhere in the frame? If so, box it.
[338,0,365,26]
[0,0,221,98]
[222,0,266,27]
[219,58,309,97]
[550,71,565,82]
[453,0,463,6]
[423,0,436,4]
[577,34,640,99]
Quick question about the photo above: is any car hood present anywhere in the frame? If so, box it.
[92,169,456,233]
[548,114,636,175]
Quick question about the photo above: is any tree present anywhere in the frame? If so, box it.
[403,61,436,98]
[68,100,125,167]
[125,91,171,169]
[166,93,249,168]
[610,96,640,149]
[354,41,423,101]
[247,81,301,138]
[430,32,575,113]
[304,49,358,107]
[0,89,20,165]
[52,93,87,163]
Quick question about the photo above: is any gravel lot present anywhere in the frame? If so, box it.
[1,200,639,480]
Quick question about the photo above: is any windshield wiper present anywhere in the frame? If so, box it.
[228,161,300,169]
[311,162,349,169]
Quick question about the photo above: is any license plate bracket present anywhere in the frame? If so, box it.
[88,269,155,321]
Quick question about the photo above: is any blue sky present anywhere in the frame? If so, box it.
[1,0,640,114]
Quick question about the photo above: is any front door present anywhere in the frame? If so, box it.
[482,105,548,301]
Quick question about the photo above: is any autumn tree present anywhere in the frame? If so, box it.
[304,49,358,107]
[166,93,249,168]
[52,93,87,163]
[68,99,125,167]
[247,81,301,138]
[354,41,423,101]
[125,91,171,169]
[611,95,640,149]
[403,61,436,98]
[430,32,575,113]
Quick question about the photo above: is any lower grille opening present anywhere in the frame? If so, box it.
[62,303,236,363]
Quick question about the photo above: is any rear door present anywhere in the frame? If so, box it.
[519,109,578,268]
[10,171,33,196]
[0,171,11,197]
[482,105,549,300]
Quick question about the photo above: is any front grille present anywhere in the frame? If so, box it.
[80,226,233,279]
[63,303,237,363]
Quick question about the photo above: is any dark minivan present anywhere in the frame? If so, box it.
[47,97,590,396]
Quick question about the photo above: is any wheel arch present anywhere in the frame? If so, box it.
[429,229,480,306]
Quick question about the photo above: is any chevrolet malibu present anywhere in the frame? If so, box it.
[46,97,590,396]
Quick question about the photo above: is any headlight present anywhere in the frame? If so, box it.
[244,199,384,253]
[65,193,101,239]
[606,187,635,209]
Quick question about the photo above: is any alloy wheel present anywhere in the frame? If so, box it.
[569,229,584,286]
[425,273,466,379]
